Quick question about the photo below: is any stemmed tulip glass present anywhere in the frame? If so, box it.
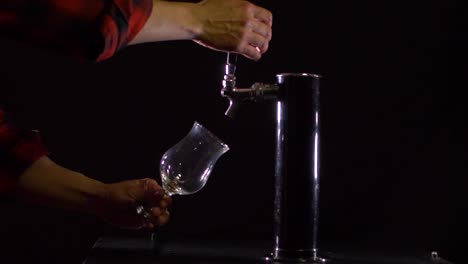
[135,121,230,222]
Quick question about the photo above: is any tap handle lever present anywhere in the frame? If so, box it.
[226,52,238,68]
[225,52,238,76]
[223,52,238,90]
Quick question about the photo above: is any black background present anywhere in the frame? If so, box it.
[0,0,463,263]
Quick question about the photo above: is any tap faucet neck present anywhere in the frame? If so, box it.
[220,52,279,118]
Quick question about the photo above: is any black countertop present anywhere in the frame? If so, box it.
[82,235,454,264]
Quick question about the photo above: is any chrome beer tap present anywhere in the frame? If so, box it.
[219,53,324,263]
[220,53,279,118]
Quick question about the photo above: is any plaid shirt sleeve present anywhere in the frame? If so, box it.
[0,0,153,62]
[0,109,48,194]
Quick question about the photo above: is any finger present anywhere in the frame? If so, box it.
[138,207,163,229]
[250,20,272,41]
[238,43,262,61]
[145,222,155,230]
[244,31,265,51]
[163,194,172,206]
[140,178,163,192]
[158,211,170,226]
[143,190,164,208]
[128,211,148,230]
[252,6,273,26]
[258,40,269,54]
[151,207,162,217]
[244,32,269,54]
[147,209,170,227]
[158,195,172,209]
[140,178,164,206]
[137,206,158,225]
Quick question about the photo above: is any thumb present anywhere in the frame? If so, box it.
[132,178,164,206]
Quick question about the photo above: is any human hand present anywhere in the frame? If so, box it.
[94,178,172,230]
[192,0,273,61]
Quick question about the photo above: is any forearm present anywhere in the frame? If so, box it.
[13,156,107,215]
[129,0,200,45]
[129,0,273,61]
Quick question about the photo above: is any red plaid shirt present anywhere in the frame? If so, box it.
[0,0,153,62]
[0,0,153,193]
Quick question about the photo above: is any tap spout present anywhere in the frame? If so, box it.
[221,83,279,118]
[221,87,255,118]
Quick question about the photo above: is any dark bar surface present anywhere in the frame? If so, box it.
[83,236,453,264]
